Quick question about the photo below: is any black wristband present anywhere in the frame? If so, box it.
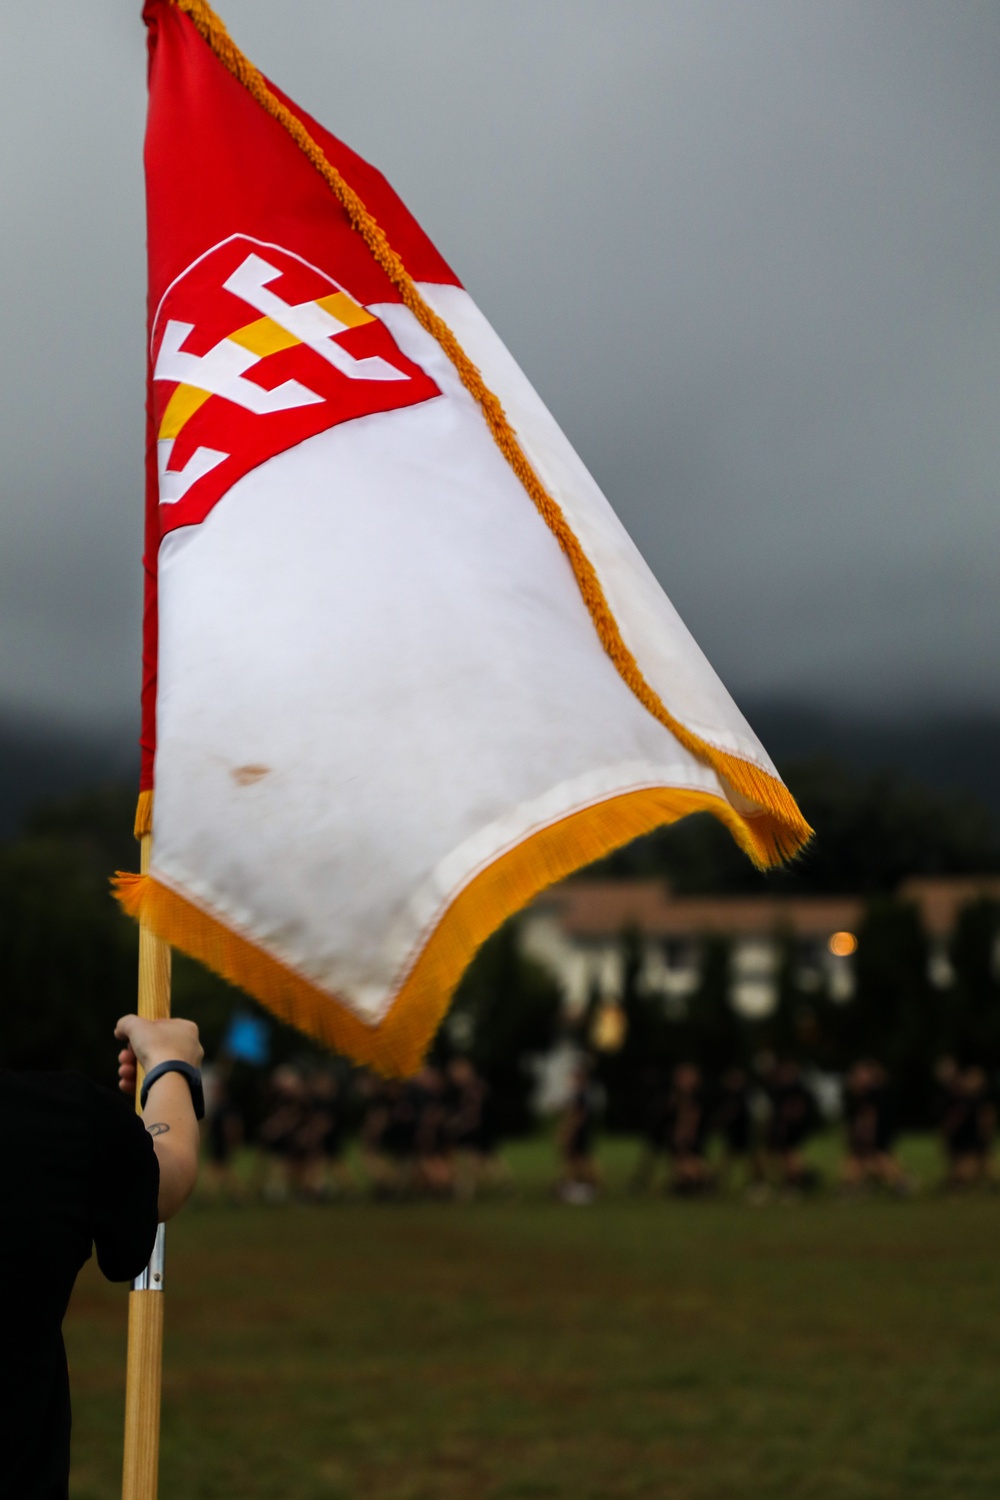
[140,1060,205,1121]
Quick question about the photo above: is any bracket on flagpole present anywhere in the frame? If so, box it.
[132,1225,166,1293]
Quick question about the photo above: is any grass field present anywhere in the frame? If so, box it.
[66,1135,1000,1500]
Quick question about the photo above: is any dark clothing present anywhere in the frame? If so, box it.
[945,1094,991,1157]
[716,1089,753,1156]
[871,1086,897,1154]
[845,1084,897,1159]
[0,1072,160,1500]
[259,1099,307,1160]
[466,1090,498,1155]
[665,1090,708,1159]
[766,1080,815,1153]
[450,1078,498,1154]
[565,1087,595,1159]
[638,1069,671,1153]
[383,1085,419,1159]
[317,1107,344,1160]
[206,1099,242,1165]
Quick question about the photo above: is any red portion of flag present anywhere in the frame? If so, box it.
[140,0,461,788]
[142,0,459,313]
[152,235,441,535]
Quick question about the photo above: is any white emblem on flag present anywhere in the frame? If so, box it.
[157,440,229,505]
[224,254,408,383]
[151,237,439,524]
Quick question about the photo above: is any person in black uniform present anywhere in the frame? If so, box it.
[764,1058,820,1192]
[840,1059,909,1194]
[203,1062,245,1204]
[942,1065,996,1189]
[715,1067,756,1192]
[447,1057,508,1200]
[629,1065,671,1194]
[664,1063,711,1195]
[258,1065,308,1203]
[558,1061,601,1203]
[384,1078,421,1195]
[358,1073,397,1196]
[0,1011,203,1500]
[413,1065,453,1196]
[300,1070,354,1200]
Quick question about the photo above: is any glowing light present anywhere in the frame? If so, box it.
[829,930,858,958]
[591,1001,627,1053]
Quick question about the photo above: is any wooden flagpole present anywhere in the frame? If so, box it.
[122,829,171,1500]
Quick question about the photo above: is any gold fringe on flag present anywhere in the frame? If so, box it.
[166,0,812,866]
[117,784,770,1076]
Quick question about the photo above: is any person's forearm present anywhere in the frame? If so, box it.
[142,1070,201,1220]
[115,1013,204,1220]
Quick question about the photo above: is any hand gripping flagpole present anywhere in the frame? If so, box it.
[122,826,171,1500]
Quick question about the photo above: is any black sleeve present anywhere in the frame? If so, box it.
[90,1087,160,1282]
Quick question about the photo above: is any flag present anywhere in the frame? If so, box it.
[116,0,811,1076]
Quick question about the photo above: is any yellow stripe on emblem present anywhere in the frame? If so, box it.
[158,296,376,441]
[158,383,212,440]
[315,292,375,329]
[228,315,301,357]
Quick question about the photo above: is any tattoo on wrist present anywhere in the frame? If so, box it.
[146,1122,171,1137]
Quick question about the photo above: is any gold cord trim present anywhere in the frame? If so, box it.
[166,0,811,865]
[134,789,154,841]
[115,784,767,1075]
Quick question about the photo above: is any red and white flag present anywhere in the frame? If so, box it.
[117,0,811,1074]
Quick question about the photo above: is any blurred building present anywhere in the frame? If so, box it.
[520,876,1000,1020]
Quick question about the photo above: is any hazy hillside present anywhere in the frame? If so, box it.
[749,703,1000,822]
[0,714,138,838]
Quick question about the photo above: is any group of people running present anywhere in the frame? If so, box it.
[202,1048,998,1206]
[556,1055,998,1202]
[556,1057,827,1203]
[202,1056,504,1203]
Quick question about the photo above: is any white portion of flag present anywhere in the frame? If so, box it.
[407,285,779,777]
[151,290,764,1024]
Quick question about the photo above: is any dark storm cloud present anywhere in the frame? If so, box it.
[1,0,998,729]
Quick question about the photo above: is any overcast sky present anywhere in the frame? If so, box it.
[1,1,998,733]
